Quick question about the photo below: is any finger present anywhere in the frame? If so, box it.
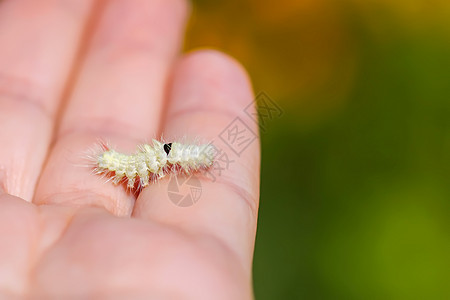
[0,193,38,295]
[34,0,189,216]
[0,0,95,201]
[133,50,260,271]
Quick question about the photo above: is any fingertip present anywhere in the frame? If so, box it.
[182,48,251,80]
[172,48,254,112]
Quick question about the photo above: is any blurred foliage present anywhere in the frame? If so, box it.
[185,0,450,299]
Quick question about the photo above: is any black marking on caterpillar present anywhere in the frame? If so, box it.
[163,143,172,155]
[92,140,215,189]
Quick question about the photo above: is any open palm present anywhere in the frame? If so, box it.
[0,1,259,298]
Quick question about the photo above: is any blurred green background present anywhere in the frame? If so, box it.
[185,0,450,299]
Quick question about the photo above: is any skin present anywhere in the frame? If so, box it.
[0,0,260,299]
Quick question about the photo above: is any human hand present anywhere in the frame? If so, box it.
[0,0,259,298]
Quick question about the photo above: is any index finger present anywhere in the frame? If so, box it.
[133,50,260,271]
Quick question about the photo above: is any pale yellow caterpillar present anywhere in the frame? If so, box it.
[93,140,215,189]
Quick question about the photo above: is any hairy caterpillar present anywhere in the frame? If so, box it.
[92,140,215,189]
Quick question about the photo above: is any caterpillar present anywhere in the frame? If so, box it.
[93,139,215,189]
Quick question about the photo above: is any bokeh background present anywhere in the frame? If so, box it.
[185,0,450,299]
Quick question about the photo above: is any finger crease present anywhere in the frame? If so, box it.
[37,190,120,215]
[0,73,53,120]
[168,106,239,121]
[211,176,258,220]
[58,117,148,142]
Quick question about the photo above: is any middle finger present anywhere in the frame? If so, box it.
[34,0,189,216]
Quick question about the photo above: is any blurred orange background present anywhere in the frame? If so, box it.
[185,0,450,299]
